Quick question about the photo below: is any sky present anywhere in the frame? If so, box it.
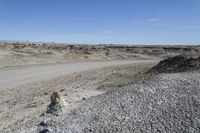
[0,0,200,44]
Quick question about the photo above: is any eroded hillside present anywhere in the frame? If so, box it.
[0,41,199,68]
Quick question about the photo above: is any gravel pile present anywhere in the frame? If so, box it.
[38,71,200,133]
[149,55,200,73]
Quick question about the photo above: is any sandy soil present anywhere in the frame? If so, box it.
[0,43,160,68]
[0,60,157,132]
[1,42,199,68]
[0,60,157,91]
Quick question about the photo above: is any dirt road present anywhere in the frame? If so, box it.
[0,60,158,91]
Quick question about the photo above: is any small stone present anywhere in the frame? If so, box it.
[39,129,49,133]
[39,121,48,127]
[40,113,45,117]
[59,89,65,92]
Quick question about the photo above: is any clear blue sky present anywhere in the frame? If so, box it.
[0,0,200,44]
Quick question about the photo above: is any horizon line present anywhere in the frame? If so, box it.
[0,40,200,46]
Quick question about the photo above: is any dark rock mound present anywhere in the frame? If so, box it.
[149,55,200,73]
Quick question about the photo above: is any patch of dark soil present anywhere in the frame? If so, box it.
[149,55,200,73]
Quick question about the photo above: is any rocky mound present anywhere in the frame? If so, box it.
[149,55,200,73]
[36,71,200,133]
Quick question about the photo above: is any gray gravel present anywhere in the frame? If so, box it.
[39,71,200,133]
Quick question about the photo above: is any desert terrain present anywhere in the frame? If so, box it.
[0,41,200,133]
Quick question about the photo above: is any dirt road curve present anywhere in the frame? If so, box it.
[0,60,158,91]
